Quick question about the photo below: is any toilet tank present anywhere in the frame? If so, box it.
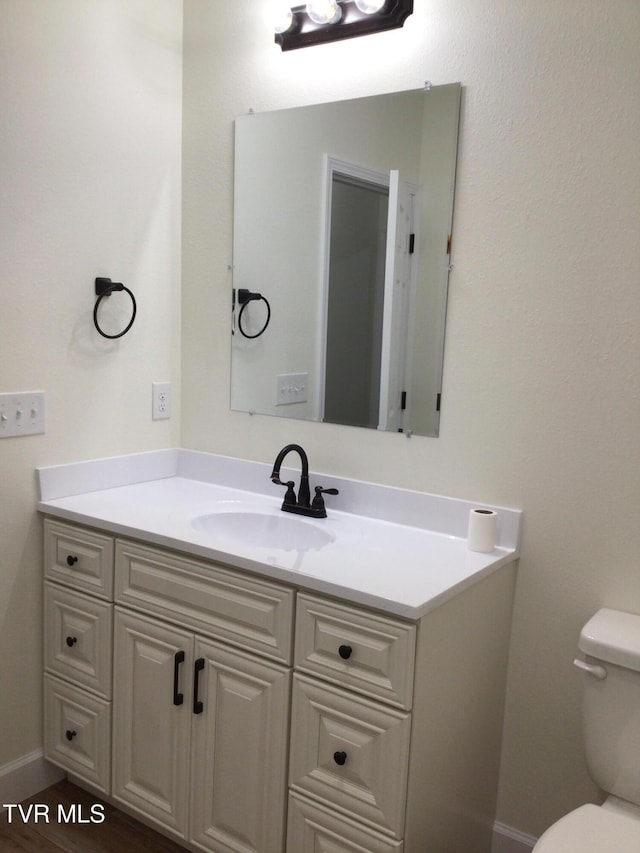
[578,608,640,806]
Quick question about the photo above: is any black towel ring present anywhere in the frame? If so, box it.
[93,278,137,339]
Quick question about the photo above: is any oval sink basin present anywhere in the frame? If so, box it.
[191,510,335,552]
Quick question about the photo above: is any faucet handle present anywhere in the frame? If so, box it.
[312,486,339,512]
[272,477,297,506]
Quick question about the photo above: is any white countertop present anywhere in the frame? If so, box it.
[37,449,522,620]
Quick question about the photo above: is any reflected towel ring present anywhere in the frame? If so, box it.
[93,277,137,339]
[236,288,271,339]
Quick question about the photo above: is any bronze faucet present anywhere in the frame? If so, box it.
[270,444,338,518]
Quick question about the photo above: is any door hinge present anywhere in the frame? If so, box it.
[401,391,407,410]
[446,234,452,255]
[436,393,441,412]
[409,234,415,254]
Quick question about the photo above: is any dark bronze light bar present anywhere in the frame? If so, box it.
[275,0,414,51]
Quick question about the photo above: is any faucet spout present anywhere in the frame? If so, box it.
[270,443,310,508]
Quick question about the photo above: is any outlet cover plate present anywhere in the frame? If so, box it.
[152,382,171,420]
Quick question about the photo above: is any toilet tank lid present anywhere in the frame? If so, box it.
[579,608,640,671]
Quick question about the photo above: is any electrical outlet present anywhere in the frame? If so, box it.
[0,391,45,438]
[152,382,171,420]
[276,373,308,406]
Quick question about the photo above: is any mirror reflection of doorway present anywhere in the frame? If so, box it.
[324,172,389,428]
[322,158,418,432]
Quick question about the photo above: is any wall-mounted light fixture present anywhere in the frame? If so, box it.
[274,0,414,51]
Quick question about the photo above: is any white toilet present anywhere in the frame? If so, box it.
[534,607,640,852]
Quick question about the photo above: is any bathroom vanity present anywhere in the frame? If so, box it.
[38,449,521,853]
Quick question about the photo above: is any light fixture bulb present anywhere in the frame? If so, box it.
[271,3,294,33]
[354,0,386,12]
[306,0,342,25]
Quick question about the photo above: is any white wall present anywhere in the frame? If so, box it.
[0,0,182,767]
[1,0,637,841]
[182,0,640,840]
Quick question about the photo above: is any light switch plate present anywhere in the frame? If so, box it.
[0,391,45,438]
[276,373,308,406]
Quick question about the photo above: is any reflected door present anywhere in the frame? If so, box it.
[322,165,418,432]
[379,171,419,432]
[324,172,389,428]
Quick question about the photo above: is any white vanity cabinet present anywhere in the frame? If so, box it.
[43,516,516,853]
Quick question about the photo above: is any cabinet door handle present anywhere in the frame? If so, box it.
[173,650,185,706]
[333,750,347,766]
[65,635,78,647]
[338,644,352,660]
[66,555,78,566]
[65,730,77,741]
[193,657,205,715]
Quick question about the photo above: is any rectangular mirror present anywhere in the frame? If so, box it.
[231,83,461,437]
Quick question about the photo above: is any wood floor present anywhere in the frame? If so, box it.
[0,780,187,852]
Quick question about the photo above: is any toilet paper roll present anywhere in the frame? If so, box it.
[467,508,498,553]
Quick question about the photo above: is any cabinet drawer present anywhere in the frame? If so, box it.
[295,593,416,709]
[288,792,404,852]
[44,582,112,698]
[44,674,111,794]
[289,674,411,839]
[44,519,114,600]
[115,539,294,664]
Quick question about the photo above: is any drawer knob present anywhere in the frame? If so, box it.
[333,750,347,766]
[338,644,352,660]
[65,730,77,741]
[65,636,78,647]
[66,555,78,566]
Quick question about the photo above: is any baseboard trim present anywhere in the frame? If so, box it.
[492,820,538,853]
[0,749,65,808]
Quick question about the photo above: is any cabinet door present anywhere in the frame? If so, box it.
[112,608,192,841]
[190,636,291,853]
